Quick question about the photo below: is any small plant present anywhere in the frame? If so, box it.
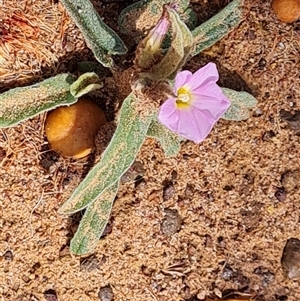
[0,0,257,255]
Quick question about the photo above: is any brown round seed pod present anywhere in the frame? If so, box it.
[272,0,300,23]
[45,97,107,159]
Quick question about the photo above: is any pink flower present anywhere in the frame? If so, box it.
[158,63,231,143]
[145,15,170,53]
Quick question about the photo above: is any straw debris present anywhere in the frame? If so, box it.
[0,0,85,90]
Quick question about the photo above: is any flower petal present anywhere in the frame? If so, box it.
[197,80,227,99]
[174,70,192,92]
[190,83,230,119]
[146,16,170,52]
[176,108,213,143]
[158,98,180,131]
[185,62,219,91]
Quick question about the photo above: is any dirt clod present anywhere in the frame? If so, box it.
[161,208,182,236]
[98,285,114,301]
[280,110,300,132]
[281,238,300,279]
[280,170,300,192]
[163,182,176,201]
[0,147,6,162]
[254,266,275,286]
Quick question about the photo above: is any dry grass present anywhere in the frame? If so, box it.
[0,0,86,90]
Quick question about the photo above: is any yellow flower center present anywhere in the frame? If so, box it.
[176,87,191,109]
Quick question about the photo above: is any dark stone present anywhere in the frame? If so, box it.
[280,110,300,132]
[121,161,145,183]
[4,250,13,261]
[258,58,267,69]
[98,285,114,301]
[44,289,58,301]
[222,264,234,280]
[281,238,300,279]
[0,146,6,162]
[275,187,286,202]
[80,255,100,272]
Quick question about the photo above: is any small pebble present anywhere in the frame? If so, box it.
[141,265,154,276]
[258,58,267,69]
[121,161,145,183]
[281,238,300,279]
[80,255,99,272]
[222,264,234,280]
[233,269,250,289]
[98,285,114,301]
[253,108,263,117]
[262,130,275,142]
[278,42,285,50]
[275,187,286,202]
[44,290,58,301]
[3,250,13,261]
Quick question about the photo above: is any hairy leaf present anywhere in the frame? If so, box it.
[70,72,103,98]
[70,181,119,255]
[191,0,244,57]
[0,74,76,128]
[61,0,127,67]
[221,88,257,121]
[59,93,154,214]
[147,118,181,157]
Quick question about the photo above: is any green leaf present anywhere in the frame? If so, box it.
[147,117,181,157]
[59,93,154,214]
[0,74,76,128]
[70,181,119,255]
[70,72,103,98]
[221,87,257,121]
[60,0,127,68]
[191,0,244,57]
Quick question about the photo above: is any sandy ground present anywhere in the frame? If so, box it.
[1,0,300,300]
